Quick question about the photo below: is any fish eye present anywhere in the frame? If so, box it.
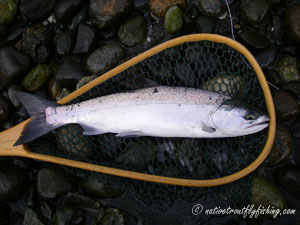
[245,114,256,120]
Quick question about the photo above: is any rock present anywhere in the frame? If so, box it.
[93,208,126,225]
[0,201,10,225]
[80,177,124,199]
[19,0,57,23]
[134,0,148,9]
[0,46,31,88]
[39,201,53,222]
[8,85,24,108]
[197,0,226,18]
[255,47,277,69]
[99,27,117,39]
[285,6,300,42]
[0,0,18,24]
[73,24,97,54]
[240,0,269,24]
[164,6,183,34]
[89,0,132,29]
[149,0,186,18]
[274,165,300,199]
[55,0,82,23]
[21,64,53,92]
[201,75,246,98]
[265,69,282,87]
[118,15,146,46]
[24,208,45,225]
[264,126,294,167]
[54,31,75,56]
[275,57,300,83]
[37,164,77,199]
[0,164,27,201]
[54,124,93,159]
[51,207,86,225]
[239,28,269,49]
[61,192,102,209]
[273,90,299,121]
[76,75,97,89]
[55,57,87,89]
[195,15,214,33]
[283,81,300,97]
[56,88,70,101]
[48,75,62,100]
[22,23,53,64]
[0,97,12,122]
[68,7,88,32]
[86,41,124,75]
[251,176,287,213]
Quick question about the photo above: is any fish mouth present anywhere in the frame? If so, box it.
[246,115,270,129]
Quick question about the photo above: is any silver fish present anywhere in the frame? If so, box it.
[14,86,269,146]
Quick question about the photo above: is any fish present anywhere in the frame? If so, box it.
[13,86,269,146]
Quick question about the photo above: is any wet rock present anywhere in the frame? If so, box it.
[118,15,146,46]
[21,64,53,92]
[37,164,77,199]
[39,201,53,222]
[251,176,287,212]
[86,41,124,75]
[100,27,117,39]
[285,6,300,42]
[54,124,93,159]
[73,24,97,54]
[0,0,18,24]
[0,164,27,201]
[68,7,88,32]
[0,201,10,225]
[62,192,102,209]
[274,165,300,199]
[93,208,126,225]
[273,90,299,121]
[80,177,124,199]
[19,0,56,23]
[51,207,86,225]
[48,76,62,100]
[89,0,132,29]
[56,88,70,101]
[265,69,282,87]
[55,57,87,89]
[0,97,11,122]
[283,81,300,97]
[264,126,294,167]
[0,46,31,88]
[255,47,277,69]
[149,0,186,18]
[240,0,269,24]
[239,28,269,49]
[195,15,214,33]
[22,23,53,64]
[24,208,45,225]
[275,57,300,83]
[54,31,75,56]
[76,75,97,89]
[55,0,82,23]
[197,0,226,18]
[201,75,246,98]
[8,85,24,108]
[164,6,183,34]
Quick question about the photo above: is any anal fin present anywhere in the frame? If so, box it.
[116,129,144,137]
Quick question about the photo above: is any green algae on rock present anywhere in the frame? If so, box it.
[165,6,183,34]
[0,0,18,24]
[93,208,126,225]
[275,56,300,83]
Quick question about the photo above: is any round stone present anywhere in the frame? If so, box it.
[149,0,186,18]
[54,31,75,56]
[275,57,300,83]
[240,0,269,24]
[197,0,226,18]
[164,6,183,34]
[273,90,299,121]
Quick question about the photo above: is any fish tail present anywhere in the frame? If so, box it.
[13,91,61,146]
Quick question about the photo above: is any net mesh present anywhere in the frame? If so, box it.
[27,40,268,222]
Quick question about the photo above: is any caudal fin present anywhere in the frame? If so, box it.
[13,91,60,146]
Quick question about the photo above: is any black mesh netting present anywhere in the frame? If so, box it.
[27,40,268,223]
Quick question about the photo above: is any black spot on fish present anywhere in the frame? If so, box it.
[209,96,212,100]
[179,104,181,106]
[153,88,159,94]
[77,103,80,107]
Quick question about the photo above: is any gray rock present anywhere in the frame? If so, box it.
[89,0,131,29]
[239,28,269,49]
[68,7,88,32]
[0,46,31,88]
[195,15,214,33]
[54,31,75,55]
[0,201,10,225]
[51,207,86,225]
[0,0,18,24]
[55,57,87,89]
[19,0,57,23]
[285,6,300,43]
[275,56,300,83]
[164,6,183,34]
[73,24,97,54]
[197,0,226,18]
[86,41,124,75]
[0,164,27,201]
[62,192,102,209]
[55,0,82,23]
[37,164,77,199]
[273,90,299,121]
[8,85,24,108]
[255,47,277,68]
[283,81,300,97]
[24,208,45,225]
[240,0,269,24]
[0,97,12,122]
[93,208,126,225]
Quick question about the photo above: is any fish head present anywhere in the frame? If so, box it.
[212,100,269,136]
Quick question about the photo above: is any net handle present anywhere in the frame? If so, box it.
[0,34,276,187]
